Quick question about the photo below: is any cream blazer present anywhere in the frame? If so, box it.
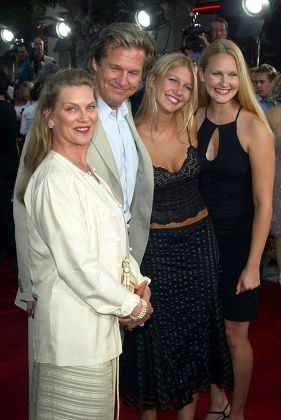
[14,105,154,309]
[24,151,146,366]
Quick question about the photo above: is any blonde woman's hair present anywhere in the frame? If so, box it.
[17,68,96,203]
[136,52,198,133]
[198,39,271,132]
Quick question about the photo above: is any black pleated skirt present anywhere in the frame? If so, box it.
[120,216,233,412]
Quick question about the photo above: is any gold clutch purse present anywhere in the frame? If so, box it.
[121,257,148,296]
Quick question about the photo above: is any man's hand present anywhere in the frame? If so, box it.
[198,34,210,48]
[26,300,36,317]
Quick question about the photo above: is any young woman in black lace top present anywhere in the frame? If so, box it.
[196,39,274,420]
[120,52,233,420]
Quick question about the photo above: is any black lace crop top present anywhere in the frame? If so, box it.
[150,145,206,224]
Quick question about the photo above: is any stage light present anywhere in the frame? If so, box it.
[56,21,71,39]
[135,4,169,30]
[0,28,14,43]
[242,0,270,17]
[135,10,150,28]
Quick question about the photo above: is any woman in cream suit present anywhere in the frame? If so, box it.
[17,68,153,420]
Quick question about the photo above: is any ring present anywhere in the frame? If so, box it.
[139,323,144,327]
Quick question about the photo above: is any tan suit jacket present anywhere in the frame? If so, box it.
[88,108,154,265]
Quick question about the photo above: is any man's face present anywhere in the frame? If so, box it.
[92,44,145,109]
[17,46,28,62]
[255,73,275,100]
[211,21,228,41]
[34,38,44,55]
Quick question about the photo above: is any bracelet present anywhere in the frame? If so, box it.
[129,299,147,321]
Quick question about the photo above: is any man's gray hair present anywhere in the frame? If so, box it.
[90,22,156,75]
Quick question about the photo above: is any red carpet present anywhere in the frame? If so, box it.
[1,257,281,420]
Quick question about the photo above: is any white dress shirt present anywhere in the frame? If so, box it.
[20,101,38,136]
[98,97,139,222]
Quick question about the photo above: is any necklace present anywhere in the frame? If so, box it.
[85,165,100,183]
[86,169,100,184]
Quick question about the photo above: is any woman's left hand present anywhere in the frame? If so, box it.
[118,298,153,329]
[236,266,260,294]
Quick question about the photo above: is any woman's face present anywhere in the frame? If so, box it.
[153,65,193,114]
[199,53,240,104]
[50,85,98,149]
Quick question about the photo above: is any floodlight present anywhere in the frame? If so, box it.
[1,28,14,43]
[135,10,150,28]
[56,22,71,39]
[135,4,168,30]
[242,0,270,17]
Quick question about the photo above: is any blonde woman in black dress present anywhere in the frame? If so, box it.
[197,39,274,420]
[121,52,233,420]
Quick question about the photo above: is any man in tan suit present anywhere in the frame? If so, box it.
[14,22,156,403]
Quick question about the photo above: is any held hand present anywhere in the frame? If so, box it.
[118,299,153,329]
[142,285,151,300]
[198,35,210,48]
[236,266,260,295]
[26,300,36,318]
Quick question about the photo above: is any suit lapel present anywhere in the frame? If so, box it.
[91,119,120,183]
[125,111,149,166]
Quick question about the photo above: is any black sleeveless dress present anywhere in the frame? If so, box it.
[120,145,233,412]
[197,107,259,322]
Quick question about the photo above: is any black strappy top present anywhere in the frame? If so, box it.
[150,144,206,224]
[197,107,254,229]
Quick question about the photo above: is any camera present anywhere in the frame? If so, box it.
[181,11,211,52]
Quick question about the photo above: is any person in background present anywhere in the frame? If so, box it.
[17,68,153,420]
[121,52,233,420]
[255,63,278,111]
[248,67,258,92]
[183,16,229,66]
[197,39,275,420]
[209,17,228,42]
[0,69,18,258]
[19,81,41,139]
[266,74,281,286]
[32,36,56,74]
[13,81,34,152]
[14,43,34,83]
[200,16,229,50]
[13,81,33,119]
[19,64,60,149]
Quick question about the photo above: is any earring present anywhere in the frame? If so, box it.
[48,120,54,129]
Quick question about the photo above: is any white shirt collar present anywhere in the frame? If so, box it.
[97,97,128,123]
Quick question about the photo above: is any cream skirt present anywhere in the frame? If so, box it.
[31,359,116,420]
